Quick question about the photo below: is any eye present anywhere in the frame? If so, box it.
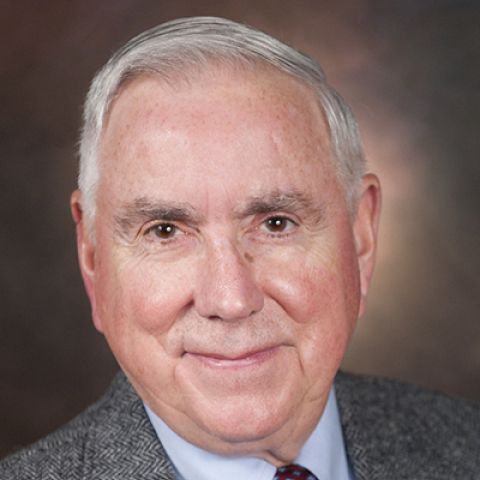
[262,216,297,234]
[143,222,179,241]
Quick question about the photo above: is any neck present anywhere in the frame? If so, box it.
[144,391,329,465]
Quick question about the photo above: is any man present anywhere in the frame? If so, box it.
[2,16,479,480]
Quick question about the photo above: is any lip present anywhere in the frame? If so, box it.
[184,346,279,368]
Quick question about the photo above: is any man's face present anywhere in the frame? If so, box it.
[73,67,379,461]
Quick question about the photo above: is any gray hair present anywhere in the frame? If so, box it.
[78,16,366,232]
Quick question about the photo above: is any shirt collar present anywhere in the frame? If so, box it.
[145,386,352,480]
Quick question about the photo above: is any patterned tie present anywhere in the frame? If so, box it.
[273,464,319,480]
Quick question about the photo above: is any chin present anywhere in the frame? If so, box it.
[188,392,298,449]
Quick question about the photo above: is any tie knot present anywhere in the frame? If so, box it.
[274,464,318,480]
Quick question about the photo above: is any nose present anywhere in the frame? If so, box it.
[194,240,264,321]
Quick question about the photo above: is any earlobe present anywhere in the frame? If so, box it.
[353,174,382,316]
[70,190,103,332]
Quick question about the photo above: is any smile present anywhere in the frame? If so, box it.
[184,346,279,369]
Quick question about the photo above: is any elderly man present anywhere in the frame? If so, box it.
[2,16,479,480]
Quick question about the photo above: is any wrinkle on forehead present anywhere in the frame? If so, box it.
[114,188,327,230]
[96,64,341,226]
[99,62,332,166]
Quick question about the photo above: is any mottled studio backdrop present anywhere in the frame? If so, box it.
[1,0,479,458]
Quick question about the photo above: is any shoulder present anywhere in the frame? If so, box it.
[0,372,157,480]
[335,371,480,478]
[335,370,480,423]
[0,414,93,480]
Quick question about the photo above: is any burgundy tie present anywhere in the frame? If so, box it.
[273,464,319,480]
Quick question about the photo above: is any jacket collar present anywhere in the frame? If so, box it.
[101,371,382,480]
[84,372,176,480]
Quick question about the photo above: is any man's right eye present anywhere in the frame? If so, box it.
[141,222,179,242]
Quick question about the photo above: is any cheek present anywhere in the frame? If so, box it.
[268,255,359,386]
[95,253,194,352]
[94,257,196,393]
[260,241,360,356]
[263,251,357,322]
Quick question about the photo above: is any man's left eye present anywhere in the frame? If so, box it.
[262,216,296,233]
[151,223,177,238]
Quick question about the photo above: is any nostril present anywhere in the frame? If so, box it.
[206,306,259,322]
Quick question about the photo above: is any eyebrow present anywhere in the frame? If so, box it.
[114,189,325,237]
[236,190,325,222]
[114,197,202,236]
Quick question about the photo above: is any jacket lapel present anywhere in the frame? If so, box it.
[335,372,387,480]
[82,372,176,480]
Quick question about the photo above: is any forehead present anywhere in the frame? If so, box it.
[97,66,339,210]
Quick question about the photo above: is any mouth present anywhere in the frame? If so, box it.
[184,346,279,369]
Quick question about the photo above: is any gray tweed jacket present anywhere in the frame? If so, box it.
[1,371,479,479]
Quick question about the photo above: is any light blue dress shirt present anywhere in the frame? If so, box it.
[145,387,355,480]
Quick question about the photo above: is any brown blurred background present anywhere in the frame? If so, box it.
[1,0,479,458]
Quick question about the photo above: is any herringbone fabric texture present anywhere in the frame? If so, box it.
[0,373,177,480]
[274,464,318,480]
[1,372,480,479]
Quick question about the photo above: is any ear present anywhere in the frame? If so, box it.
[353,174,382,317]
[70,190,104,332]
